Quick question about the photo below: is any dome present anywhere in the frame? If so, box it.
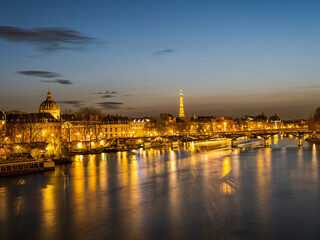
[39,91,60,111]
[39,91,60,119]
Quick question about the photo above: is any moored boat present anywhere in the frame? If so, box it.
[306,138,320,144]
[0,159,55,177]
[306,133,320,144]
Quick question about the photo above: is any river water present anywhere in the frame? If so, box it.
[1,137,320,240]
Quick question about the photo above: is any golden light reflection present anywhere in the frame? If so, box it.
[297,147,303,168]
[222,157,231,178]
[312,145,318,179]
[0,187,7,221]
[121,153,129,186]
[73,160,86,221]
[88,155,97,193]
[256,148,272,227]
[170,150,176,171]
[220,157,233,195]
[189,141,195,152]
[41,184,56,233]
[220,182,233,195]
[273,135,278,145]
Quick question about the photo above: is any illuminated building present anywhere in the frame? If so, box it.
[0,111,5,131]
[39,91,60,120]
[103,116,130,138]
[179,89,185,118]
[131,118,147,137]
[5,112,60,144]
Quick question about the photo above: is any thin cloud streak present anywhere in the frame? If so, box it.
[17,71,60,78]
[0,26,97,52]
[97,101,124,109]
[101,94,114,98]
[59,100,83,108]
[41,79,73,85]
[93,91,119,95]
[153,48,177,55]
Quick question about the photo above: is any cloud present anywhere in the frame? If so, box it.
[17,70,60,78]
[153,48,177,55]
[289,84,320,90]
[0,26,97,52]
[59,100,83,108]
[93,90,119,95]
[41,79,73,85]
[101,94,114,98]
[97,102,124,109]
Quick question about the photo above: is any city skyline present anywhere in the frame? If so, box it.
[1,0,320,119]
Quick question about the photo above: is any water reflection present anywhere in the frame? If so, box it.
[220,157,233,195]
[1,139,320,240]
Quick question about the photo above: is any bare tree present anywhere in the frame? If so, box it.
[310,107,320,131]
[76,107,103,149]
[61,121,76,147]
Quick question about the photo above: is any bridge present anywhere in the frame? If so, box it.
[111,128,312,147]
[216,128,312,147]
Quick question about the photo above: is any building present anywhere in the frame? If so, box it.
[103,116,130,138]
[6,112,60,144]
[179,89,185,118]
[0,111,5,131]
[39,91,61,120]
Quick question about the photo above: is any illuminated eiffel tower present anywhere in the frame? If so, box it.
[179,89,185,118]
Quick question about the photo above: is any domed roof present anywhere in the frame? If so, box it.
[39,91,60,111]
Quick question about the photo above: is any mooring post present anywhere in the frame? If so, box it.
[264,136,270,147]
[298,135,303,147]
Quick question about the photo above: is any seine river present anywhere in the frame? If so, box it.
[1,137,320,240]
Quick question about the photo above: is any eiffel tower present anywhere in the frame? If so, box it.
[179,89,185,118]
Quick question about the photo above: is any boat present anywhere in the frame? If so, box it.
[237,139,263,147]
[306,133,320,144]
[52,157,73,164]
[306,138,320,144]
[194,138,231,147]
[171,141,179,148]
[70,148,103,155]
[0,159,55,177]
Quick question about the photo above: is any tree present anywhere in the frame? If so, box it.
[61,121,76,147]
[76,107,103,149]
[314,107,320,122]
[7,122,43,145]
[46,137,62,159]
[310,107,320,131]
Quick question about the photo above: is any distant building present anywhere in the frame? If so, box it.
[0,111,5,131]
[103,116,130,138]
[269,113,281,129]
[179,90,185,118]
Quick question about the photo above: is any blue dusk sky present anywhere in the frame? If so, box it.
[0,0,320,119]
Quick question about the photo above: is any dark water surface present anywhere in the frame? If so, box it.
[1,137,320,240]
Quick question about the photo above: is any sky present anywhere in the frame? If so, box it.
[0,0,320,119]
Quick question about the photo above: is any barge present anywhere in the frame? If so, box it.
[0,159,55,177]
